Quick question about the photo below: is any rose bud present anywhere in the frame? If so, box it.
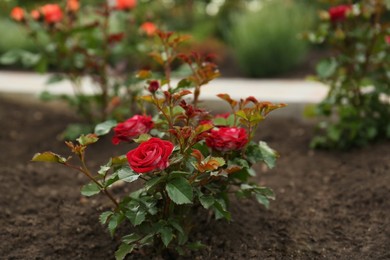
[112,115,154,145]
[10,7,24,22]
[148,80,159,93]
[206,127,248,152]
[126,138,174,173]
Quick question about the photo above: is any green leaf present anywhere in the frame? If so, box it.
[122,233,141,244]
[259,141,278,169]
[176,78,193,89]
[133,133,151,143]
[199,195,215,209]
[159,227,174,247]
[108,213,124,237]
[166,177,193,204]
[115,243,135,260]
[145,176,164,191]
[77,134,99,146]
[21,52,41,67]
[125,209,146,226]
[81,182,101,197]
[168,218,185,235]
[31,152,67,164]
[255,194,270,209]
[99,211,113,225]
[212,200,231,221]
[235,110,248,120]
[316,59,337,78]
[186,241,206,250]
[94,120,117,136]
[0,50,21,65]
[117,167,139,183]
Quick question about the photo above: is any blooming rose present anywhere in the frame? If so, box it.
[116,0,137,10]
[10,7,24,22]
[206,127,248,152]
[140,22,157,36]
[329,5,351,22]
[385,36,390,45]
[112,115,154,145]
[67,0,80,12]
[41,4,63,23]
[126,138,174,173]
[31,10,40,20]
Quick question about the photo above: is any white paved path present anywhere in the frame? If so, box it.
[0,71,328,104]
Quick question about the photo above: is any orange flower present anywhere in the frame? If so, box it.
[10,7,24,22]
[41,4,63,24]
[140,22,157,36]
[31,10,40,20]
[116,0,137,10]
[67,0,80,12]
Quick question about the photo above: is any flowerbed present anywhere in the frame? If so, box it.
[1,96,389,259]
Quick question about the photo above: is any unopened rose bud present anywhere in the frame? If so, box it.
[148,80,159,93]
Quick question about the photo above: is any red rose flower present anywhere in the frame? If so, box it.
[126,138,174,173]
[206,127,248,152]
[10,7,24,22]
[31,10,40,20]
[140,22,157,36]
[385,36,390,45]
[329,5,351,22]
[41,4,63,24]
[67,0,80,12]
[116,0,137,10]
[112,115,154,145]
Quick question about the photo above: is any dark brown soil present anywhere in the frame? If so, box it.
[1,95,389,260]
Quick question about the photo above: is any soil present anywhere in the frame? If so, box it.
[1,95,389,260]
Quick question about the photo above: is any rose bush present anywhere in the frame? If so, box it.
[32,31,285,259]
[1,0,160,139]
[306,0,390,149]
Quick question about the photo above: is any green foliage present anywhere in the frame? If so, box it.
[228,0,314,78]
[307,0,390,149]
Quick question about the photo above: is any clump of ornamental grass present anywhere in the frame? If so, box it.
[32,30,285,259]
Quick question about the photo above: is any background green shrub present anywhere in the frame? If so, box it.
[228,0,315,78]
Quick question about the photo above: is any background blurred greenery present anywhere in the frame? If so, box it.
[0,0,320,77]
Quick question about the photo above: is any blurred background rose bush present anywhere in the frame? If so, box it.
[0,0,321,78]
